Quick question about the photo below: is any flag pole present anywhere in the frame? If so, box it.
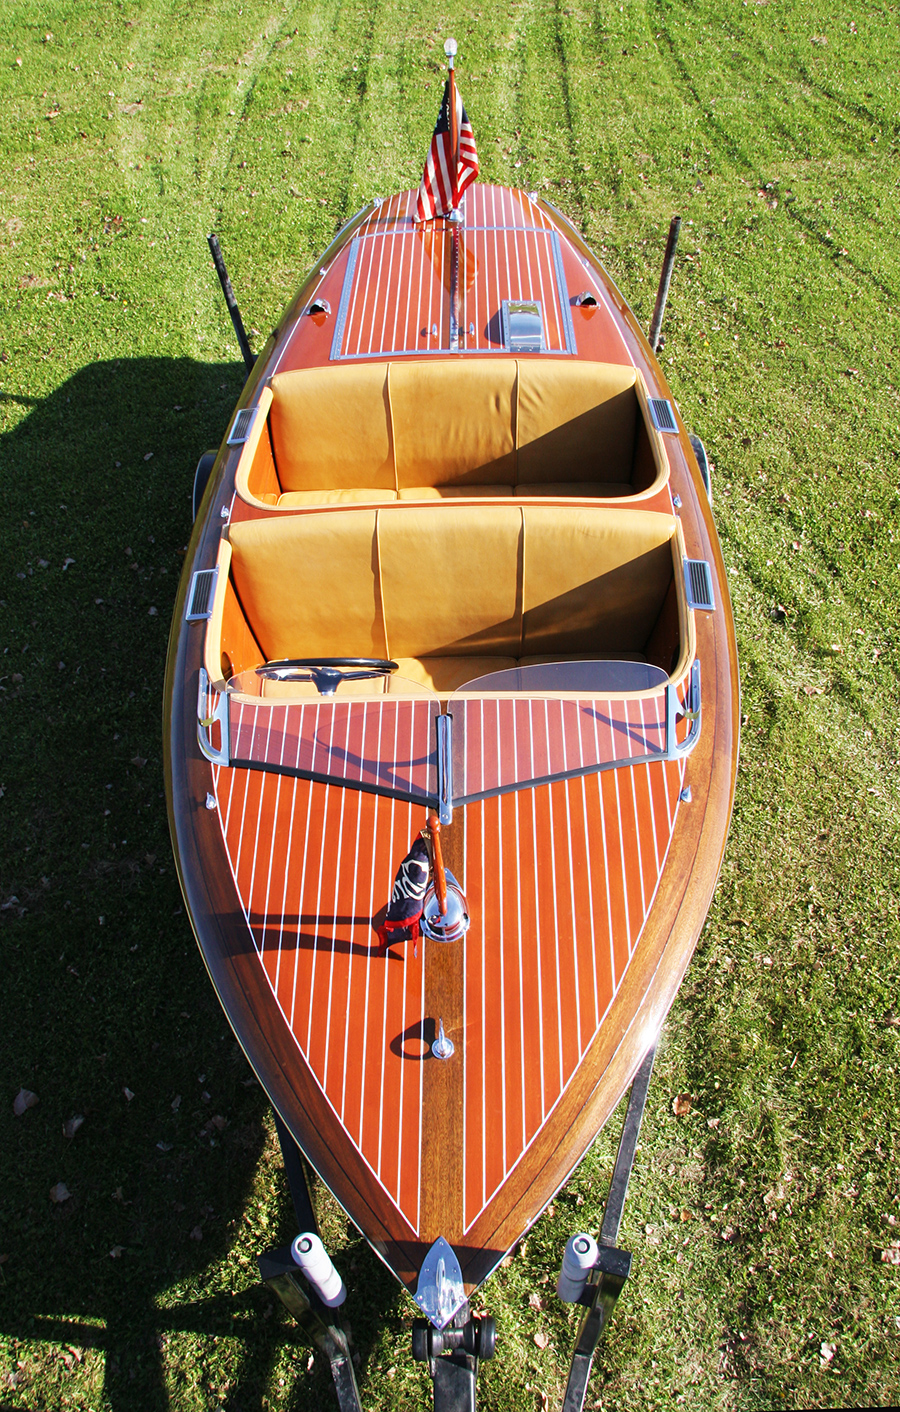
[444,37,462,348]
[445,37,459,215]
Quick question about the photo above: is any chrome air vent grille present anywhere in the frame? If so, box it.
[649,398,678,433]
[226,407,257,446]
[684,558,715,612]
[185,567,218,622]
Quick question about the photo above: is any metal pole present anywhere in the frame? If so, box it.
[560,1039,659,1412]
[648,215,681,354]
[207,232,255,372]
[445,37,459,215]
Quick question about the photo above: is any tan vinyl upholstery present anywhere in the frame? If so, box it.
[225,505,678,690]
[515,362,638,483]
[268,363,395,494]
[238,359,668,508]
[389,360,518,489]
[227,510,388,662]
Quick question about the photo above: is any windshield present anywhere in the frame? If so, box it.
[449,659,675,804]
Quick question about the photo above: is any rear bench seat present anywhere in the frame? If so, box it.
[223,504,684,695]
[235,359,668,509]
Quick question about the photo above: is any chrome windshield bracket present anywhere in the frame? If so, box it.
[436,713,453,825]
[666,658,702,758]
[197,667,230,767]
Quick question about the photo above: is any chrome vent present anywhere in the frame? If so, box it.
[649,398,678,433]
[226,407,257,446]
[501,299,544,352]
[684,558,715,612]
[185,567,218,621]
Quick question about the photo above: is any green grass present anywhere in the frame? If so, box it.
[1,1,899,1408]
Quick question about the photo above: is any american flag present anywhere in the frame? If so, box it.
[415,80,479,221]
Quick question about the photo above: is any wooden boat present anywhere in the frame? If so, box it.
[165,133,739,1404]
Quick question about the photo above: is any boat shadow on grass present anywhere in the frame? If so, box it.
[0,357,408,1409]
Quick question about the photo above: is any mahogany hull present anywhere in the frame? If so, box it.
[164,184,739,1301]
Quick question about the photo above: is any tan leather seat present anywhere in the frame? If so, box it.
[235,359,668,508]
[224,504,679,690]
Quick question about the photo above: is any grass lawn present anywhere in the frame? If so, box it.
[1,1,899,1408]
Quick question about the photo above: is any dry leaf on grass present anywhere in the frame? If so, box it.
[672,1093,693,1117]
[13,1088,38,1116]
[49,1182,71,1204]
[533,1330,549,1349]
[880,1243,900,1265]
[62,1115,84,1139]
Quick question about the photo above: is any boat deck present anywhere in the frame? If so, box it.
[211,690,686,1244]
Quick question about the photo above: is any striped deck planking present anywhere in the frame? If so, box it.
[209,695,685,1237]
[335,186,572,359]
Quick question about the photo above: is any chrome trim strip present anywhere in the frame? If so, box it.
[330,236,361,361]
[334,346,574,360]
[550,230,577,353]
[436,713,453,825]
[197,667,230,766]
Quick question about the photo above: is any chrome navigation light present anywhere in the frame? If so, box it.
[421,869,469,944]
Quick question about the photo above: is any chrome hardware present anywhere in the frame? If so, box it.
[679,786,692,803]
[421,868,469,944]
[414,1237,467,1330]
[197,667,230,766]
[684,558,715,611]
[205,792,217,811]
[431,322,438,337]
[432,1019,454,1060]
[469,322,475,336]
[573,290,598,307]
[689,432,713,503]
[220,504,230,520]
[649,397,678,434]
[185,567,218,622]
[436,713,453,825]
[306,298,331,316]
[501,298,544,352]
[226,406,259,446]
[665,659,702,758]
[672,493,682,510]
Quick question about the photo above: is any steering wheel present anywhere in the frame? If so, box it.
[255,657,398,697]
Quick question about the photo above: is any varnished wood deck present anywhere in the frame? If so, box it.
[210,722,685,1245]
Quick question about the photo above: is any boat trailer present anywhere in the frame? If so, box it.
[258,1040,657,1412]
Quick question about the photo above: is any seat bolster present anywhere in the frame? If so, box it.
[398,485,513,500]
[277,489,398,506]
[515,482,634,499]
